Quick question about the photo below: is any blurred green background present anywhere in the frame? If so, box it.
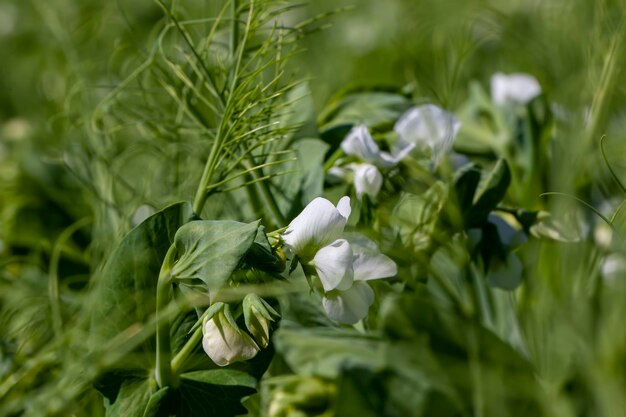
[2,0,626,416]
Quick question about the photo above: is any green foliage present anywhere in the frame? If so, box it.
[3,0,626,416]
[172,220,260,292]
[89,202,196,353]
[104,370,256,417]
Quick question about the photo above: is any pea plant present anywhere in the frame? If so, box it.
[2,1,626,417]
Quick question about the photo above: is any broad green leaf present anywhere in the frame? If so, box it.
[171,220,260,293]
[88,202,196,354]
[105,371,256,417]
[177,370,257,417]
[105,378,153,417]
[453,164,481,216]
[464,159,511,227]
[273,327,385,379]
[143,387,170,417]
[243,226,283,273]
[180,369,256,387]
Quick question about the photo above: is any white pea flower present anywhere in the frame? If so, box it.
[283,197,355,291]
[310,238,354,292]
[282,196,351,260]
[202,303,260,366]
[490,72,541,105]
[394,104,461,164]
[352,163,383,199]
[341,124,414,168]
[338,125,411,199]
[322,239,397,324]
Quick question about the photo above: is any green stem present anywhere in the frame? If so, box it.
[48,217,92,339]
[155,245,177,388]
[323,147,344,173]
[240,158,286,228]
[192,0,252,215]
[171,326,204,375]
[192,121,227,214]
[230,0,239,61]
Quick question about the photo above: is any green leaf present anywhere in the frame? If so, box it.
[243,225,284,273]
[180,369,256,387]
[464,159,511,227]
[177,370,257,417]
[273,327,385,379]
[106,371,256,417]
[105,378,153,417]
[143,387,171,417]
[88,202,196,355]
[380,292,542,416]
[453,164,481,216]
[171,220,260,293]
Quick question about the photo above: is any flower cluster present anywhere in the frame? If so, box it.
[282,196,396,324]
[330,104,460,199]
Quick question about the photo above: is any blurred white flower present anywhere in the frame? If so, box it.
[341,124,413,168]
[352,163,383,199]
[601,254,626,283]
[282,196,351,260]
[394,104,461,164]
[322,239,397,324]
[202,303,260,366]
[490,72,541,105]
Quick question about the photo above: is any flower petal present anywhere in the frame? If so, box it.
[394,104,460,162]
[352,163,383,199]
[336,196,352,220]
[312,239,354,291]
[341,124,382,163]
[282,197,350,258]
[202,310,260,366]
[322,281,375,324]
[352,249,397,281]
[490,72,541,105]
[346,235,397,281]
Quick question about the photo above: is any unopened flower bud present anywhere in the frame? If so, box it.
[243,294,280,348]
[202,303,260,366]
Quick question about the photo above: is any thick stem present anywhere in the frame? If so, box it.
[155,245,177,388]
